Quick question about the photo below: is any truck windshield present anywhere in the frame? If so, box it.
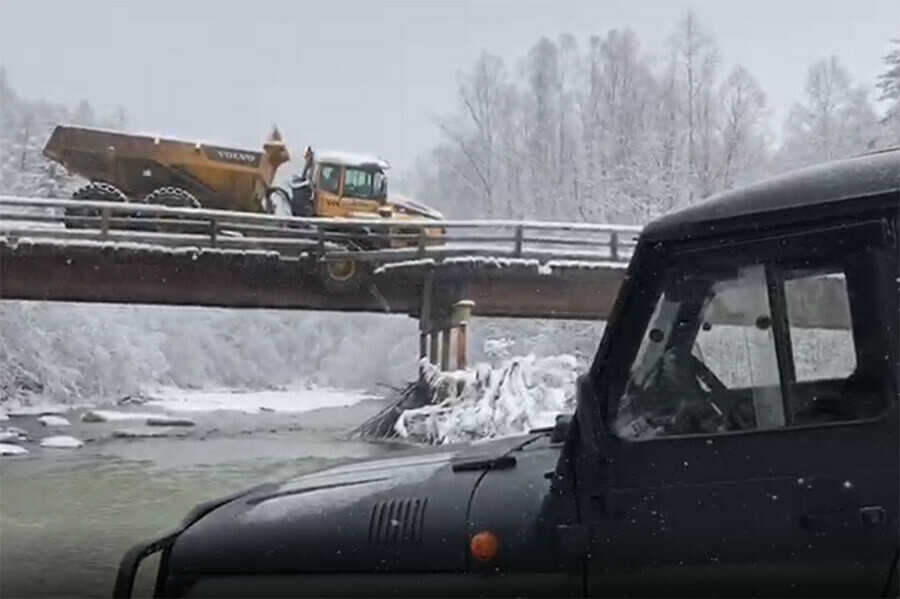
[343,168,385,199]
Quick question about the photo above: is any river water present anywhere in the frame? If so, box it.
[0,389,403,598]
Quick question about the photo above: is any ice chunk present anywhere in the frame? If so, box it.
[0,443,28,456]
[40,435,84,449]
[39,415,70,427]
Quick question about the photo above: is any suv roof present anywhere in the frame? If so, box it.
[643,148,900,242]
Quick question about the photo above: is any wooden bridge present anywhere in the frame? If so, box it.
[0,196,637,369]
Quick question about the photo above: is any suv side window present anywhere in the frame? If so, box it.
[784,270,855,382]
[614,224,891,440]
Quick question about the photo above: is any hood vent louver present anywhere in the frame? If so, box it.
[368,498,428,547]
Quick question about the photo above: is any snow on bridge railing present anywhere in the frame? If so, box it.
[0,195,642,264]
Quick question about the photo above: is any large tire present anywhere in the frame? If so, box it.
[66,182,127,229]
[317,236,376,295]
[319,257,372,294]
[142,187,200,233]
[143,186,200,209]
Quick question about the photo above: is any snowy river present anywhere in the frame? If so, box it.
[0,388,403,598]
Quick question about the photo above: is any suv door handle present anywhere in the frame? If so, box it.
[802,506,885,531]
[858,505,885,526]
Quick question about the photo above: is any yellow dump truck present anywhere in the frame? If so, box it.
[42,124,444,288]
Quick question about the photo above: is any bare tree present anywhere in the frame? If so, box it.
[436,52,510,212]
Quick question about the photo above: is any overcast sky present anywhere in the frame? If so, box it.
[1,0,897,173]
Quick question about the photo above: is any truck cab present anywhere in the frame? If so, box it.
[116,149,899,598]
[311,151,391,219]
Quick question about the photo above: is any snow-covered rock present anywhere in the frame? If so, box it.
[112,427,190,439]
[39,415,70,427]
[146,415,196,427]
[81,410,161,423]
[0,427,29,443]
[40,435,83,449]
[7,406,66,418]
[0,443,28,456]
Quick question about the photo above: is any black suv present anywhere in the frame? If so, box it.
[117,149,900,598]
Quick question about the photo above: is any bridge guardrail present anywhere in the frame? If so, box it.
[0,195,642,264]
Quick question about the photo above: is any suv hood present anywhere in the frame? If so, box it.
[166,434,538,577]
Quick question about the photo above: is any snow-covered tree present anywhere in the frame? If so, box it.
[671,10,721,199]
[876,38,900,145]
[779,56,879,169]
[0,73,127,197]
[717,65,769,189]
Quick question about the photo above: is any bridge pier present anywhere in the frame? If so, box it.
[416,271,476,373]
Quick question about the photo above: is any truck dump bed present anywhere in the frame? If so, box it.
[43,125,290,212]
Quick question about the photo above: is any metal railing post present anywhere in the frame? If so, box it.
[417,228,426,257]
[100,207,111,238]
[316,228,325,257]
[209,218,218,247]
[514,225,524,257]
[610,231,619,261]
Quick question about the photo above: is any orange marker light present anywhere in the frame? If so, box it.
[470,530,499,563]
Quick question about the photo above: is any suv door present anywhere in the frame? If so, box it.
[579,214,898,597]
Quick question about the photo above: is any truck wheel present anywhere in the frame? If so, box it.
[143,186,200,209]
[67,182,127,229]
[317,236,374,294]
[319,257,371,294]
[143,187,201,233]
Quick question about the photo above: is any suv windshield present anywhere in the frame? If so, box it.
[342,168,385,199]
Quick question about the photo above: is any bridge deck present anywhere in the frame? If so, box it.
[0,236,627,320]
[0,196,635,321]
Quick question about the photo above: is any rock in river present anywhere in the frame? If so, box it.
[39,415,71,427]
[0,443,28,456]
[40,436,84,449]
